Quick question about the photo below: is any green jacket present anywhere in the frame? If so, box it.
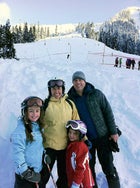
[43,94,80,150]
[68,83,117,138]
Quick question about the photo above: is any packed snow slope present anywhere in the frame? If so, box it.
[0,34,140,188]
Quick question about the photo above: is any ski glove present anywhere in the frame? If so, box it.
[116,126,122,136]
[84,139,92,159]
[109,125,122,152]
[71,182,80,188]
[109,140,120,152]
[21,168,41,183]
[84,139,92,150]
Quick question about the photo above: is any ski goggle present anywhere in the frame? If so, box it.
[27,97,43,107]
[48,79,65,88]
[66,120,81,130]
[66,120,87,134]
[21,97,43,109]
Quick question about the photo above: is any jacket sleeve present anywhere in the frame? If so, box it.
[99,90,117,135]
[11,133,28,174]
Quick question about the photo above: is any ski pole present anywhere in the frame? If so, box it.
[44,154,58,188]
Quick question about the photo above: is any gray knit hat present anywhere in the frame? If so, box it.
[72,71,86,82]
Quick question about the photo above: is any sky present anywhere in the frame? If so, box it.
[0,33,140,187]
[0,0,140,25]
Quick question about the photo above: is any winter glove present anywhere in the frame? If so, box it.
[84,139,92,150]
[109,126,121,152]
[109,139,120,152]
[116,126,122,136]
[44,153,51,165]
[21,168,41,183]
[84,139,92,159]
[71,182,80,188]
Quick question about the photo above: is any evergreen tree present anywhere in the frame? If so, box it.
[22,22,29,42]
[99,19,140,55]
[0,19,16,59]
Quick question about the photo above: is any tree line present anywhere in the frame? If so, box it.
[0,20,54,59]
[98,19,140,55]
[76,19,140,56]
[1,10,140,59]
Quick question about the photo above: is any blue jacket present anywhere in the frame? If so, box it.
[11,117,44,175]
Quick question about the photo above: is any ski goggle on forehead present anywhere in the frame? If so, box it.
[26,97,43,107]
[66,120,87,134]
[48,79,65,88]
[66,120,79,130]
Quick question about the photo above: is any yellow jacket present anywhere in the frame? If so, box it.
[43,94,80,150]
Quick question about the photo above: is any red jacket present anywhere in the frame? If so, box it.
[66,141,94,188]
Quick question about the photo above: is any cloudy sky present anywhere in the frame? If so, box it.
[0,0,140,25]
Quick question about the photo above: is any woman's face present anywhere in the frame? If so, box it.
[51,86,63,99]
[27,106,41,122]
[68,128,80,142]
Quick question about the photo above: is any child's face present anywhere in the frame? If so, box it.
[68,128,80,142]
[27,106,41,122]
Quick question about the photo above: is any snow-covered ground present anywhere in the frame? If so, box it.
[0,35,140,188]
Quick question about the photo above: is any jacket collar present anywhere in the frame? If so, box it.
[68,82,95,97]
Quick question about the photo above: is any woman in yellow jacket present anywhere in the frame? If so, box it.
[39,79,80,188]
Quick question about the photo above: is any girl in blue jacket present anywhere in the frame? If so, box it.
[11,96,45,188]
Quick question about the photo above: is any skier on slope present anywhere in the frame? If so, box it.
[65,120,95,188]
[39,78,80,188]
[11,96,45,188]
[68,71,121,188]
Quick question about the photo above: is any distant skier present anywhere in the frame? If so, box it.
[131,59,136,70]
[67,54,70,59]
[119,58,122,68]
[126,58,131,69]
[138,61,140,70]
[114,57,119,67]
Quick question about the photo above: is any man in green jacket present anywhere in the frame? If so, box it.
[68,71,121,188]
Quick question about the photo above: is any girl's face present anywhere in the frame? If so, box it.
[68,128,80,142]
[51,86,63,99]
[27,106,41,122]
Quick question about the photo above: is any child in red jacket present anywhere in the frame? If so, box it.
[65,120,95,188]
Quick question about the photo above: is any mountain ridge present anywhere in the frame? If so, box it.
[111,6,140,31]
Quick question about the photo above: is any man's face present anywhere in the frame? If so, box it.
[73,78,86,95]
